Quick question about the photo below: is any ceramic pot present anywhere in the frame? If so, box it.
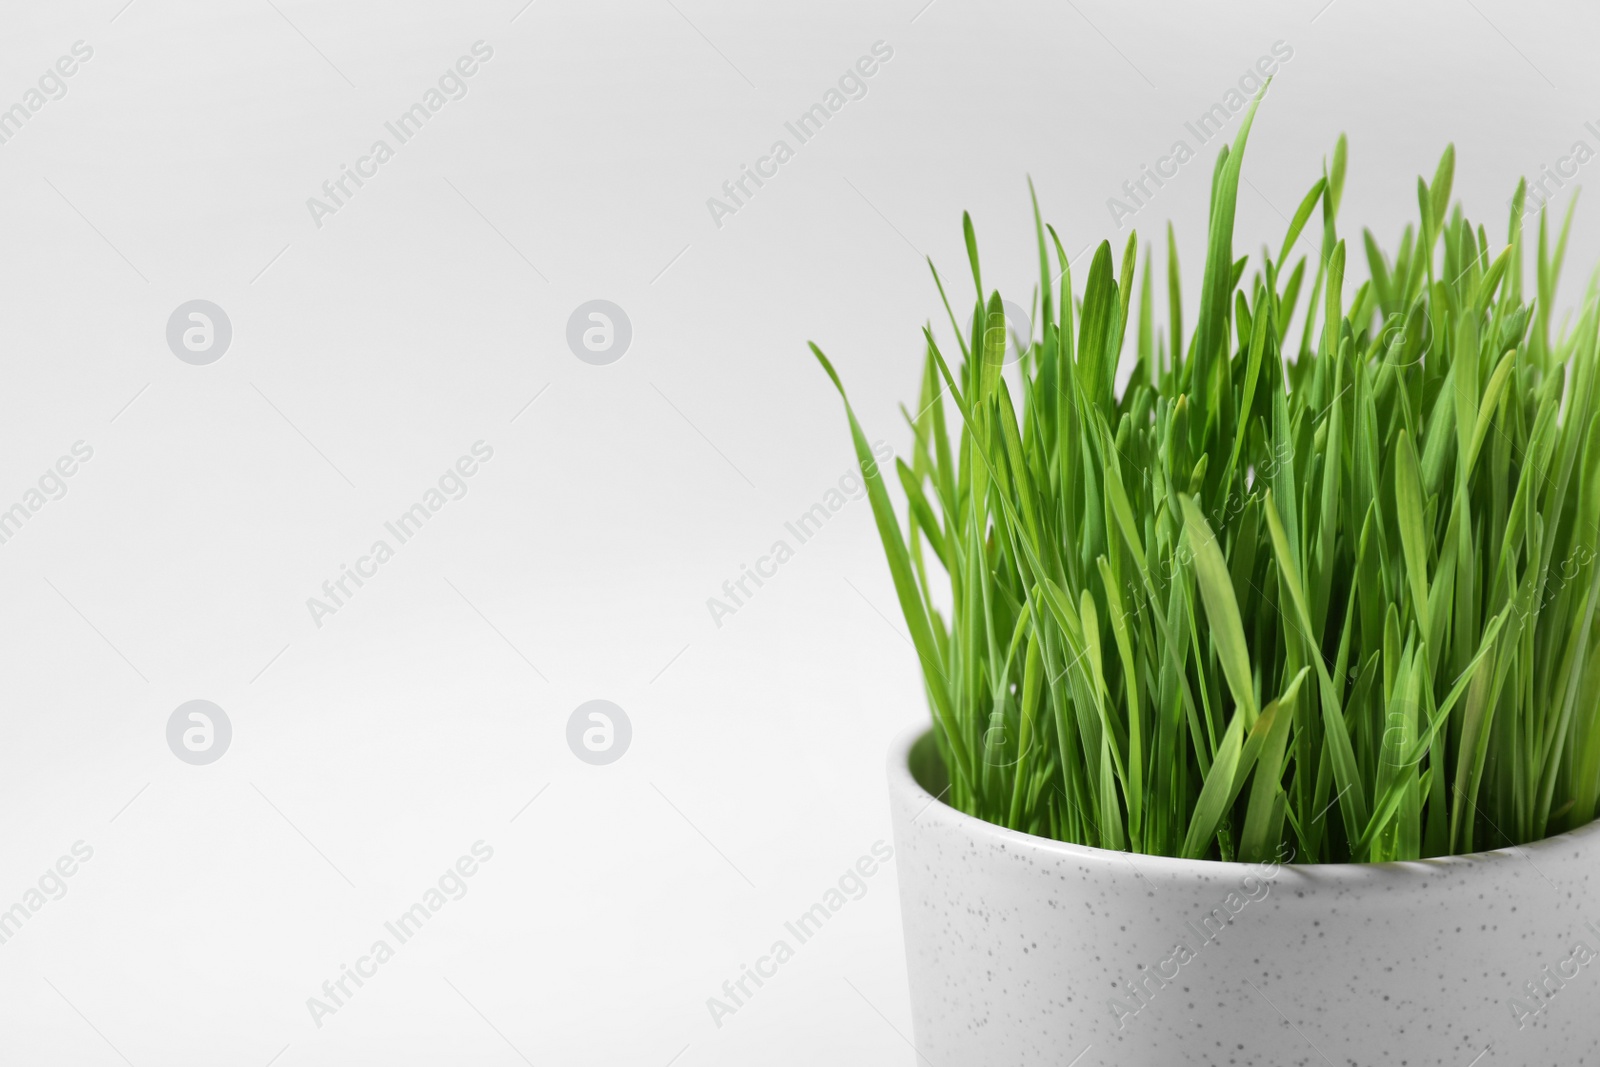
[887,726,1600,1065]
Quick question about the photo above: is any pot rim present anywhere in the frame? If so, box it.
[888,723,1600,877]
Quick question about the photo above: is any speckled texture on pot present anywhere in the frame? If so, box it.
[888,727,1600,1066]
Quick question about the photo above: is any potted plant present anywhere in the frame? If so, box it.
[810,91,1600,1064]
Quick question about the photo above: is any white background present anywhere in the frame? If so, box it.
[1,0,1596,1063]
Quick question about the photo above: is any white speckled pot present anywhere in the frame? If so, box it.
[888,727,1600,1066]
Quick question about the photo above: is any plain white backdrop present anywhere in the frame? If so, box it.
[0,0,1596,1063]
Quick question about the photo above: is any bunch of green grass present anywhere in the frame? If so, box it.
[811,93,1600,863]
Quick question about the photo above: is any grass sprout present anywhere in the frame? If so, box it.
[811,90,1600,862]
